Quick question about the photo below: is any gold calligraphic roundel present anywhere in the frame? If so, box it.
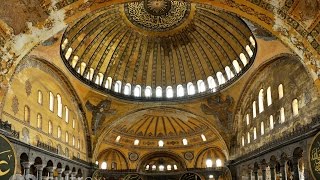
[0,134,16,179]
[310,131,320,180]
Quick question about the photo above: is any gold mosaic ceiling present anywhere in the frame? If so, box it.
[61,0,256,99]
[103,108,222,149]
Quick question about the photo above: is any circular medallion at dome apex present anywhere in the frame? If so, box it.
[125,0,190,31]
[61,2,257,101]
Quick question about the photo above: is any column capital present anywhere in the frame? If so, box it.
[21,162,32,169]
[64,170,71,175]
[35,164,46,171]
[46,166,55,173]
[71,172,77,176]
[56,168,64,174]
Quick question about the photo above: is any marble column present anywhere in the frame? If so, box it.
[71,172,77,180]
[253,170,258,180]
[261,164,267,180]
[269,164,276,180]
[292,158,300,180]
[35,164,45,180]
[64,170,71,180]
[46,167,54,180]
[21,161,32,177]
[56,168,64,180]
[280,162,287,180]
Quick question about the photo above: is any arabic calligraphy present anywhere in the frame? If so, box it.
[0,135,16,179]
[310,133,320,179]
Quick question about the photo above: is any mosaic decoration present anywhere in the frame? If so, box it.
[184,152,194,160]
[129,152,139,161]
[25,79,32,96]
[124,0,190,31]
[11,95,19,115]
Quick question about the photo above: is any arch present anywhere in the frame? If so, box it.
[105,77,112,89]
[156,86,162,98]
[216,72,225,85]
[22,128,30,144]
[145,86,152,97]
[232,60,241,73]
[24,105,30,123]
[239,53,248,66]
[292,99,299,116]
[197,80,206,93]
[95,73,104,85]
[97,148,129,170]
[252,101,257,118]
[37,113,42,129]
[166,86,173,98]
[194,147,227,168]
[57,94,62,117]
[207,76,217,90]
[187,82,195,95]
[124,83,131,95]
[134,85,141,97]
[114,80,122,93]
[34,157,42,165]
[258,89,264,113]
[49,92,54,111]
[278,84,284,99]
[38,90,43,104]
[267,86,272,106]
[180,173,202,180]
[177,84,184,97]
[225,66,234,80]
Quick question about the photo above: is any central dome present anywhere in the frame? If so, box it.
[60,1,256,101]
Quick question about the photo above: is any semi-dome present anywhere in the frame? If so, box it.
[102,108,224,149]
[61,0,256,101]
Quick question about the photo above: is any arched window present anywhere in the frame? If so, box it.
[134,85,141,97]
[258,89,264,113]
[105,77,112,89]
[38,91,43,104]
[48,121,53,134]
[152,165,156,171]
[216,72,226,85]
[240,53,248,66]
[216,159,222,167]
[145,86,152,97]
[71,56,78,68]
[111,162,117,170]
[270,115,274,130]
[65,132,69,143]
[114,81,122,93]
[187,82,195,95]
[267,87,272,106]
[95,73,104,85]
[134,139,139,145]
[247,132,250,144]
[80,62,86,75]
[246,114,250,125]
[177,85,184,97]
[72,119,75,129]
[261,122,265,135]
[72,136,75,146]
[159,165,164,171]
[65,147,69,158]
[207,76,217,90]
[24,106,30,123]
[124,83,131,95]
[292,99,299,116]
[167,165,172,171]
[65,47,72,60]
[252,101,257,118]
[86,68,94,80]
[173,165,178,170]
[65,106,69,123]
[278,84,284,99]
[57,94,62,118]
[206,159,213,168]
[280,107,285,123]
[182,138,188,145]
[158,140,164,147]
[77,139,80,149]
[225,66,234,80]
[201,134,206,141]
[61,39,68,50]
[57,126,61,139]
[241,136,245,146]
[101,162,107,170]
[246,45,253,57]
[115,136,121,143]
[49,92,54,111]
[37,114,42,129]
[249,36,256,47]
[253,127,257,140]
[197,80,206,93]
[166,86,173,98]
[233,60,241,73]
[156,86,162,98]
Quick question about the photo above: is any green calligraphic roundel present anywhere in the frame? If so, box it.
[0,134,16,180]
[310,131,320,180]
